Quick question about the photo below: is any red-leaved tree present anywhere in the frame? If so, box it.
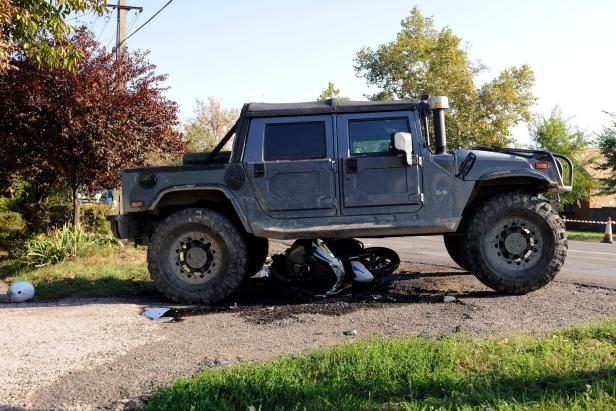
[0,28,185,228]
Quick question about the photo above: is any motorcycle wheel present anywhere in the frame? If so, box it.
[355,247,400,277]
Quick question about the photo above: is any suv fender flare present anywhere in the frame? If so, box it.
[148,184,252,233]
[476,169,557,189]
[457,172,557,234]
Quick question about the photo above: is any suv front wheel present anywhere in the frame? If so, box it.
[443,234,471,271]
[147,208,248,304]
[467,192,567,294]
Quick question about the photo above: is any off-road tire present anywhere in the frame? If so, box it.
[467,192,567,294]
[147,208,248,304]
[443,234,472,271]
[245,235,269,277]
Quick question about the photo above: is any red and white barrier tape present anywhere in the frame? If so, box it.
[563,219,615,225]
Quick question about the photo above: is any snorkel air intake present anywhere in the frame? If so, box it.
[430,96,449,154]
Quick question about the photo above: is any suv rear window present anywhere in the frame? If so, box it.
[264,122,326,161]
[349,118,410,155]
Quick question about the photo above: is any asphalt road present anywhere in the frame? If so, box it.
[361,236,616,289]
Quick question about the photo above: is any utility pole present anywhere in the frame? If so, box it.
[108,1,143,61]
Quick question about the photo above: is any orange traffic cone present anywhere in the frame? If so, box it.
[602,217,614,244]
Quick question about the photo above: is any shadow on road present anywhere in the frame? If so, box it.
[1,266,505,320]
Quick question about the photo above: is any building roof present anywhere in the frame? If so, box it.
[242,98,419,118]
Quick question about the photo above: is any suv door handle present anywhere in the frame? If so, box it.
[346,158,357,174]
[254,163,265,178]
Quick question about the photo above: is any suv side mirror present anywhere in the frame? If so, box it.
[393,132,414,165]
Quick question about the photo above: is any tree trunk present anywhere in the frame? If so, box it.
[72,185,80,231]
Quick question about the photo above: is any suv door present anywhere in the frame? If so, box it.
[243,115,337,218]
[336,111,423,215]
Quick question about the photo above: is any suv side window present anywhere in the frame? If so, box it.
[264,122,326,161]
[349,118,410,156]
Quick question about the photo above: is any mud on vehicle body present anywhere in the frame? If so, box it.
[110,96,573,303]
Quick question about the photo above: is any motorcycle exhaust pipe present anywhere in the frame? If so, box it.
[430,96,449,155]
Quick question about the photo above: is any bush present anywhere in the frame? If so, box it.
[20,203,72,234]
[80,203,112,234]
[0,210,26,249]
[20,225,122,267]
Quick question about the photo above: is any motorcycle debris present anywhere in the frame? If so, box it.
[142,306,171,320]
[253,258,272,278]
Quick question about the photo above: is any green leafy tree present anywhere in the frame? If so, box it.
[184,97,238,152]
[367,90,394,101]
[184,122,217,152]
[0,0,107,72]
[355,6,536,149]
[530,108,595,205]
[597,113,616,194]
[318,81,348,101]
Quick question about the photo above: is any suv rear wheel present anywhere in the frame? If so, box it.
[467,192,567,294]
[147,208,248,304]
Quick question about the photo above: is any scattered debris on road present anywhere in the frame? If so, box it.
[343,329,358,336]
[443,295,457,303]
[142,307,173,322]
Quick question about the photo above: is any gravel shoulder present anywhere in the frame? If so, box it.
[1,247,615,410]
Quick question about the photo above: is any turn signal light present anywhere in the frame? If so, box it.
[130,200,144,208]
[535,162,549,169]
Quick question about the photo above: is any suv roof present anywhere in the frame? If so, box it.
[242,98,419,118]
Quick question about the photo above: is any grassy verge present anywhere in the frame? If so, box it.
[567,230,607,242]
[144,319,616,410]
[0,247,151,300]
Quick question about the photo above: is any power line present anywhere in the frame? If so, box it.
[66,11,95,21]
[126,12,140,34]
[96,14,111,42]
[120,0,173,45]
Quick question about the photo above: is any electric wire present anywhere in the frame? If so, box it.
[96,14,111,42]
[66,11,95,22]
[120,0,174,45]
[126,12,140,34]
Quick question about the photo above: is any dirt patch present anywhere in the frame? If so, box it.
[2,260,616,410]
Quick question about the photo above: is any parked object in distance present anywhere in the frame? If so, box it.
[109,96,573,304]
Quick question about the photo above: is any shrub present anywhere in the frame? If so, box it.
[20,225,122,267]
[20,203,72,234]
[0,210,26,249]
[80,203,112,234]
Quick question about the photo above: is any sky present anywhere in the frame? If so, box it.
[76,0,616,145]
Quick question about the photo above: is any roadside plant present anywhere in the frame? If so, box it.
[20,225,122,267]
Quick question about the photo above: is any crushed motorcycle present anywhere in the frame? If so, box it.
[266,238,400,297]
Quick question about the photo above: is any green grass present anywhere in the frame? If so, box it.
[144,320,616,411]
[1,247,151,300]
[567,230,607,242]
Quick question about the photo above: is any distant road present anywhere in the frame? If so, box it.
[361,236,616,289]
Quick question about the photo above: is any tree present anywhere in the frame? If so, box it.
[530,108,595,205]
[318,81,348,101]
[0,0,107,72]
[355,6,536,149]
[183,97,238,152]
[597,113,616,194]
[0,28,184,228]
